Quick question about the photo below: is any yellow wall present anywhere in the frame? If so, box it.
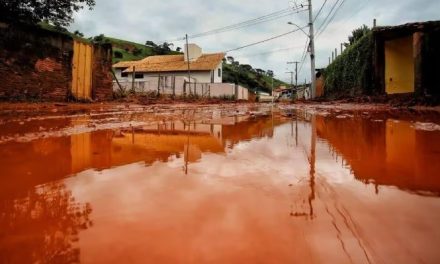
[385,36,415,94]
[72,40,93,100]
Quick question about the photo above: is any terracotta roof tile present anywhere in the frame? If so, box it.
[113,53,225,73]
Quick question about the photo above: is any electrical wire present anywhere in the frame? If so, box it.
[223,26,307,53]
[162,4,308,43]
[315,0,342,35]
[313,0,329,23]
[316,0,347,38]
[231,44,307,59]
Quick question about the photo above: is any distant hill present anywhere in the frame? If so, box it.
[223,63,287,94]
[106,37,180,63]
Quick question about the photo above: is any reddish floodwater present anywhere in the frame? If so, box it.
[1,105,440,263]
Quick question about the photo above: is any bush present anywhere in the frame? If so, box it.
[114,50,123,58]
[324,31,374,98]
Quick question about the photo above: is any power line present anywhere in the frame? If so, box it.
[315,0,342,35]
[298,39,309,74]
[231,44,306,58]
[315,0,347,38]
[162,4,308,43]
[316,0,347,38]
[313,0,329,22]
[224,26,307,53]
[190,8,307,39]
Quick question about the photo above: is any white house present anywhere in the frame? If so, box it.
[113,44,225,85]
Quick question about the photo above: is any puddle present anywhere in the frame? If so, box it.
[1,105,440,263]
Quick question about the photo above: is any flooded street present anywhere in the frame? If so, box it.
[1,104,440,263]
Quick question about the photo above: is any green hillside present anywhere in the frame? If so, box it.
[106,37,181,63]
[223,63,286,94]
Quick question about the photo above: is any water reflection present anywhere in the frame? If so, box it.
[1,108,440,263]
[314,112,440,195]
[0,183,92,263]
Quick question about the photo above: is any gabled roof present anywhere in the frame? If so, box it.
[113,53,225,73]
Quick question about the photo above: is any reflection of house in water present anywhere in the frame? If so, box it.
[0,116,283,201]
[70,116,283,171]
[315,115,440,195]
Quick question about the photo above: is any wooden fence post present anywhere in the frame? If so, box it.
[131,66,136,93]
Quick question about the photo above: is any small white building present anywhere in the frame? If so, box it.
[113,44,224,84]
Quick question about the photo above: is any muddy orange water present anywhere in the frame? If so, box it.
[1,104,440,263]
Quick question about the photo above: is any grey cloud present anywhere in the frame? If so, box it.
[70,0,440,84]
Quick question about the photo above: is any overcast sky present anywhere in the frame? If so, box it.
[70,0,439,83]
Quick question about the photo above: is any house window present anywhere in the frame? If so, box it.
[121,72,128,77]
[218,68,222,77]
[135,73,144,79]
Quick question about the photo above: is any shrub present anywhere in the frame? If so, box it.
[324,31,374,98]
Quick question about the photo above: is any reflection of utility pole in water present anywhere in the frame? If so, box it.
[308,114,316,219]
[295,113,298,147]
[184,120,190,175]
[290,112,315,219]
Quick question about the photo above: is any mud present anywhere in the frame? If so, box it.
[0,103,440,263]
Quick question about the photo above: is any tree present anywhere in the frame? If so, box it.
[92,34,109,44]
[73,30,84,37]
[348,25,370,45]
[114,51,123,58]
[151,42,172,55]
[227,56,235,64]
[240,64,253,71]
[176,47,182,52]
[145,41,157,47]
[267,70,274,77]
[132,47,143,56]
[0,0,96,27]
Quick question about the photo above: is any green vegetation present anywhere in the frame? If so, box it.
[1,0,95,27]
[323,26,374,98]
[223,61,286,94]
[103,38,180,63]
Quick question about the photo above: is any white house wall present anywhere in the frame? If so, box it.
[115,65,223,84]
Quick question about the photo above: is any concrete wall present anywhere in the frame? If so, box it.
[385,36,415,94]
[0,22,113,101]
[213,63,223,83]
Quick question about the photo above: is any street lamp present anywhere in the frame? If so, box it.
[287,22,309,37]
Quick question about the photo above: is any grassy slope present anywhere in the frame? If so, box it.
[223,63,287,94]
[107,37,181,63]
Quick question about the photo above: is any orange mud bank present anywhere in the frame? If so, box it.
[0,102,440,263]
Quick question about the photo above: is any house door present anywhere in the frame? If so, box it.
[385,36,415,94]
[72,40,93,100]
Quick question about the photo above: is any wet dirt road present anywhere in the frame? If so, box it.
[0,103,440,263]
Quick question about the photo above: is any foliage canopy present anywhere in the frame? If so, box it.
[0,0,95,27]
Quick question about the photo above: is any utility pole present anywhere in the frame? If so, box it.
[271,74,274,104]
[340,43,343,55]
[287,61,300,89]
[286,71,294,99]
[185,34,191,97]
[335,48,338,58]
[307,0,316,99]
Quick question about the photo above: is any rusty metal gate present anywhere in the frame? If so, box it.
[71,40,93,100]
